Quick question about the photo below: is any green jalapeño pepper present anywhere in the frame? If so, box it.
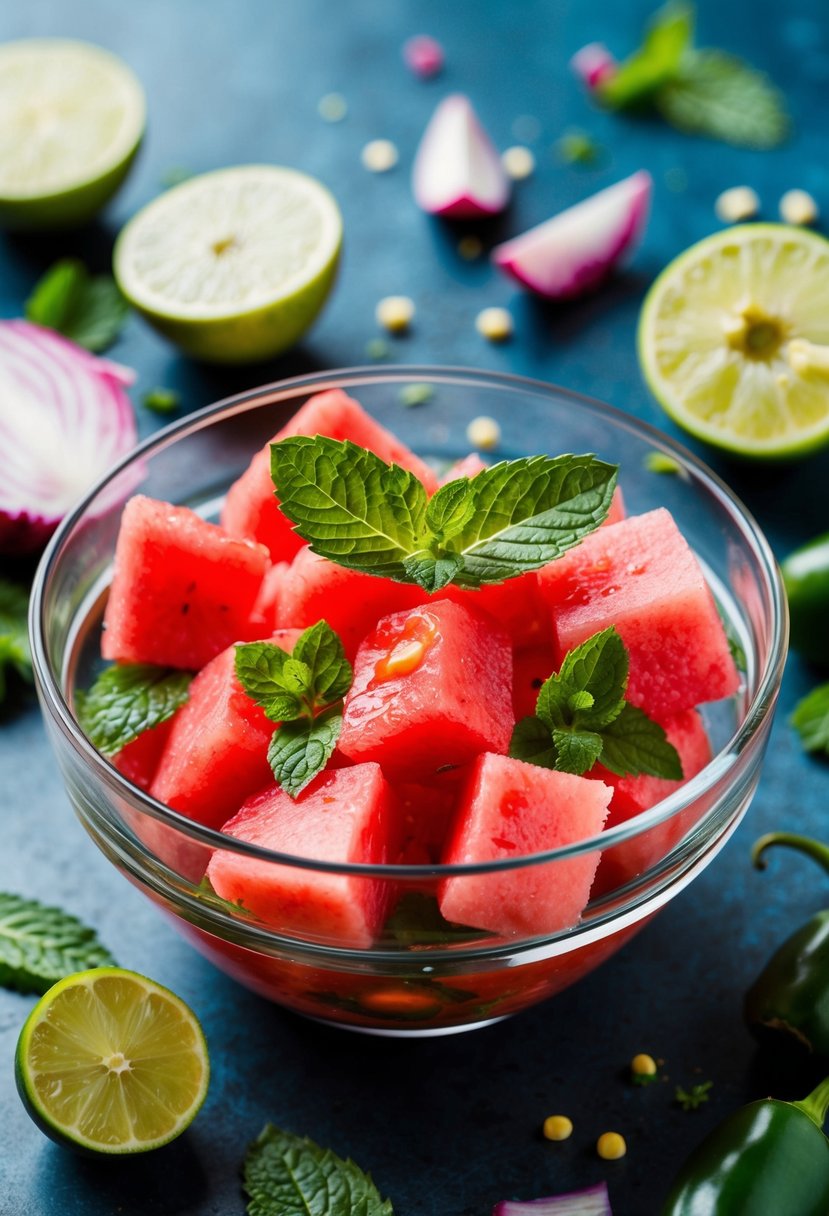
[745,833,829,1056]
[782,533,829,665]
[661,1074,829,1215]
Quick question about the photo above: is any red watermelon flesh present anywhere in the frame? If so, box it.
[338,598,513,781]
[512,642,557,720]
[439,453,488,484]
[207,763,394,948]
[151,630,301,829]
[220,389,440,562]
[438,753,611,936]
[445,572,548,648]
[250,561,290,631]
[391,780,460,865]
[604,485,626,527]
[112,717,175,791]
[276,546,428,659]
[102,496,269,671]
[538,508,740,718]
[591,709,712,895]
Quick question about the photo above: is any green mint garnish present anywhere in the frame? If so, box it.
[235,622,352,797]
[596,2,789,149]
[143,387,181,414]
[25,258,130,352]
[244,1125,394,1216]
[675,1080,713,1110]
[270,436,617,594]
[399,383,435,408]
[0,579,33,704]
[555,129,603,165]
[791,684,829,756]
[77,664,193,757]
[0,892,116,994]
[509,626,683,780]
[643,450,683,476]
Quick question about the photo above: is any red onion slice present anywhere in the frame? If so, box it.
[413,94,511,218]
[494,1182,612,1216]
[0,320,137,554]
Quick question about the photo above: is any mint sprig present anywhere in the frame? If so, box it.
[25,258,130,352]
[244,1124,394,1216]
[235,622,352,798]
[270,436,618,593]
[0,892,116,994]
[510,627,683,780]
[77,664,192,757]
[791,684,829,757]
[0,579,33,704]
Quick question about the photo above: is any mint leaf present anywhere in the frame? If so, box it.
[384,893,488,945]
[791,685,829,756]
[599,703,683,779]
[267,705,342,798]
[235,642,297,719]
[402,550,465,593]
[143,387,181,414]
[292,620,352,704]
[244,1124,394,1216]
[236,623,352,725]
[599,1,694,109]
[540,626,628,731]
[552,728,605,776]
[0,892,116,994]
[0,579,32,703]
[657,49,789,148]
[425,478,477,540]
[510,715,559,768]
[25,258,130,352]
[77,664,192,756]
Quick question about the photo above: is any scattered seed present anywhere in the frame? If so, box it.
[542,1115,573,1142]
[715,186,760,224]
[457,235,483,260]
[779,188,819,226]
[143,387,181,414]
[555,128,602,166]
[597,1131,627,1160]
[376,295,415,333]
[362,139,399,172]
[664,166,688,193]
[365,338,390,361]
[476,307,513,342]
[643,451,682,476]
[318,92,348,122]
[402,34,444,78]
[466,415,502,451]
[400,383,435,408]
[512,114,542,144]
[501,145,535,180]
[630,1052,659,1085]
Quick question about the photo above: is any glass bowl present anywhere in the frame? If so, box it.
[30,367,787,1036]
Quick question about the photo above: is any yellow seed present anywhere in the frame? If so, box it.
[714,186,759,224]
[457,235,483,260]
[361,139,399,172]
[375,296,415,333]
[501,145,536,180]
[631,1053,657,1078]
[542,1115,573,1141]
[597,1131,627,1160]
[476,307,513,342]
[317,93,348,122]
[780,189,818,226]
[466,415,502,451]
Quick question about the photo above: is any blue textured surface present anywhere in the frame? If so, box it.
[2,1,829,1213]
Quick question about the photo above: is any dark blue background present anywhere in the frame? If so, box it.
[2,2,829,1213]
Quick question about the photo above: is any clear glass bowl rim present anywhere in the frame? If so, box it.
[30,364,788,879]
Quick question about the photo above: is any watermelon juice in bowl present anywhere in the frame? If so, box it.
[30,367,786,1035]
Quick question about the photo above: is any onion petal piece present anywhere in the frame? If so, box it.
[0,319,137,554]
[413,93,511,219]
[494,1182,612,1216]
[492,171,651,299]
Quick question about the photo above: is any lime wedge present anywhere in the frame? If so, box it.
[15,968,209,1154]
[114,164,343,363]
[638,224,829,458]
[0,39,145,230]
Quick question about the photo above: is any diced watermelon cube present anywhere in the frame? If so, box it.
[112,717,175,791]
[207,763,394,948]
[604,485,626,527]
[445,572,549,648]
[438,753,611,936]
[439,453,488,484]
[338,599,513,780]
[220,389,440,561]
[537,508,740,718]
[391,779,460,866]
[512,642,557,720]
[151,630,301,829]
[250,561,291,631]
[102,496,269,671]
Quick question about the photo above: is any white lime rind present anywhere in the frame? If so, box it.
[0,39,145,229]
[638,223,829,459]
[114,164,343,363]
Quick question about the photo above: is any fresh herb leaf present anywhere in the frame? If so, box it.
[384,893,488,945]
[0,579,32,703]
[539,626,629,731]
[599,2,694,109]
[25,258,130,352]
[292,620,352,704]
[77,664,192,757]
[675,1080,713,1110]
[236,623,352,725]
[267,705,342,798]
[555,129,603,165]
[509,715,560,769]
[599,703,683,779]
[424,478,478,540]
[791,685,829,756]
[244,1124,394,1216]
[644,450,683,475]
[0,892,116,994]
[197,875,257,920]
[552,728,605,776]
[657,49,789,148]
[143,387,181,414]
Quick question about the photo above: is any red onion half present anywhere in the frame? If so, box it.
[494,1182,613,1216]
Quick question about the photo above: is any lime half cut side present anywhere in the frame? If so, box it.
[638,224,829,459]
[15,968,209,1154]
[0,39,145,230]
[114,164,343,363]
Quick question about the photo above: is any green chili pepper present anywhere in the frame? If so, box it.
[782,534,829,665]
[745,832,829,1056]
[661,1074,829,1215]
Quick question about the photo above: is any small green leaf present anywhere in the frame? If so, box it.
[77,664,192,756]
[599,703,683,779]
[234,641,300,722]
[292,620,352,705]
[282,658,312,693]
[791,685,829,756]
[675,1081,713,1111]
[267,706,343,798]
[0,579,32,703]
[555,129,603,166]
[402,550,465,593]
[656,49,789,148]
[509,716,559,769]
[25,259,130,352]
[552,728,605,776]
[644,450,683,476]
[0,892,116,994]
[143,387,181,414]
[385,894,488,945]
[598,1,694,109]
[554,626,629,729]
[244,1124,394,1216]
[425,479,477,540]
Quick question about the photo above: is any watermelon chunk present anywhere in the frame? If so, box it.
[112,718,175,791]
[438,753,611,936]
[538,508,740,718]
[439,453,488,484]
[207,763,394,948]
[221,388,440,562]
[151,630,301,829]
[604,485,626,527]
[446,572,548,648]
[512,642,557,720]
[102,496,269,671]
[338,598,513,780]
[250,561,290,631]
[391,779,461,865]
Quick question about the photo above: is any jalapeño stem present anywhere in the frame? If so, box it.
[792,1074,829,1130]
[752,832,829,878]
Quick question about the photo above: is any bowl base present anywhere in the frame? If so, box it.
[307,1013,510,1037]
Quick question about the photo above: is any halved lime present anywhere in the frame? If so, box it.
[0,39,145,230]
[114,165,343,363]
[15,967,209,1154]
[638,224,829,458]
